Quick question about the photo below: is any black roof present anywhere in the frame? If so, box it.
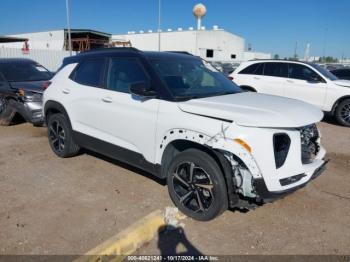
[0,58,36,64]
[62,48,198,66]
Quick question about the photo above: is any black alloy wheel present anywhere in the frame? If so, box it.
[167,149,228,221]
[335,98,350,127]
[172,161,214,213]
[49,120,66,153]
[47,113,80,157]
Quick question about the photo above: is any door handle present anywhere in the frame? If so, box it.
[102,96,113,103]
[253,77,260,80]
[286,79,294,83]
[62,88,70,94]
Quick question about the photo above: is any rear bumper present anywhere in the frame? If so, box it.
[253,160,328,202]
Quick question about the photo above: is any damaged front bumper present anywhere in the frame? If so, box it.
[253,160,328,202]
[12,100,44,125]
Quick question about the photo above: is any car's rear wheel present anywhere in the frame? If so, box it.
[166,149,228,221]
[335,98,350,127]
[0,99,16,126]
[47,113,80,157]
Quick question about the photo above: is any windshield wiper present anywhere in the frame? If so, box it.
[211,91,236,97]
[173,94,202,101]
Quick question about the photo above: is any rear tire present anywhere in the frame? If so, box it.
[0,99,16,126]
[47,113,80,157]
[335,98,350,127]
[166,149,228,221]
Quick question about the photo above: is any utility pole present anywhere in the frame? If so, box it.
[322,28,328,60]
[158,0,161,51]
[294,41,298,60]
[66,0,72,56]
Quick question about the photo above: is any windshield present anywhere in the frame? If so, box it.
[150,58,241,100]
[309,63,338,81]
[0,62,52,82]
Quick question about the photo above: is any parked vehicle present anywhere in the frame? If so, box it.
[331,68,350,81]
[0,58,52,126]
[323,63,344,71]
[43,48,327,221]
[230,60,350,127]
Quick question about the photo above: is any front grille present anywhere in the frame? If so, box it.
[299,124,320,164]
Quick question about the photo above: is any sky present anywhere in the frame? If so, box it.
[0,0,349,59]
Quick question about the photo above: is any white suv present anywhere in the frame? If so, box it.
[230,60,350,127]
[43,49,327,221]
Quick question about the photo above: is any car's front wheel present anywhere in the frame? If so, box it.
[166,149,228,221]
[335,98,350,127]
[0,98,16,126]
[47,113,80,157]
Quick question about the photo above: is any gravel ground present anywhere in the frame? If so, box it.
[0,119,349,256]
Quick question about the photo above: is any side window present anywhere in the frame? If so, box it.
[106,58,149,93]
[74,59,105,87]
[264,62,288,78]
[239,63,263,75]
[288,64,320,81]
[206,49,214,58]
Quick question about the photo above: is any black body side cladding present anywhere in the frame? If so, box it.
[73,131,162,178]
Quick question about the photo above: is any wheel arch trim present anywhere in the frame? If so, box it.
[331,95,350,114]
[156,128,262,178]
[44,100,72,127]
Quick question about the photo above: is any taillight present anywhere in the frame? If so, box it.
[228,76,234,81]
[42,81,52,90]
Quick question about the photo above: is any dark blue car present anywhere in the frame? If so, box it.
[0,58,53,126]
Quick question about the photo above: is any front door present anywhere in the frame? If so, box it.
[284,63,327,109]
[97,57,160,163]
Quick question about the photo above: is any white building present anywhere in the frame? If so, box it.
[0,29,111,51]
[113,27,271,62]
[1,28,270,63]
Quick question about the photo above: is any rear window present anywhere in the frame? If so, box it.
[74,59,105,87]
[0,62,51,82]
[264,62,288,78]
[239,63,263,75]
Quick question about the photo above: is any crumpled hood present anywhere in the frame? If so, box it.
[333,79,350,87]
[178,93,323,128]
[10,81,45,94]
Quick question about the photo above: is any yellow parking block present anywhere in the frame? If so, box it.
[74,209,184,262]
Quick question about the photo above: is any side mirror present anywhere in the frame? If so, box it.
[308,76,324,83]
[129,82,157,98]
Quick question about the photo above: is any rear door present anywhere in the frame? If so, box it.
[259,62,288,96]
[284,63,327,108]
[234,62,264,91]
[62,57,109,139]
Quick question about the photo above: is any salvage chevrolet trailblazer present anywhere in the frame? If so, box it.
[43,48,327,221]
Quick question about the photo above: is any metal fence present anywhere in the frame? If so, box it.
[0,48,76,72]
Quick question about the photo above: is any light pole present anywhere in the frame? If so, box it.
[158,0,161,51]
[66,0,72,56]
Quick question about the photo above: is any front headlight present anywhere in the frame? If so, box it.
[23,92,43,102]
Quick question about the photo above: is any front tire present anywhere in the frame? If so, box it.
[0,99,16,126]
[47,113,80,157]
[335,98,350,127]
[166,149,228,221]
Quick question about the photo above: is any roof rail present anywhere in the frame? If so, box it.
[248,58,302,62]
[79,47,140,54]
[166,51,194,56]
